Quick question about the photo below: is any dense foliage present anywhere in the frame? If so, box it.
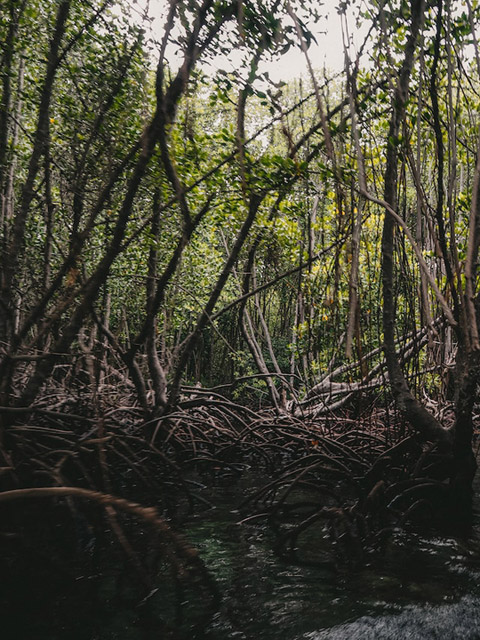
[1,1,480,631]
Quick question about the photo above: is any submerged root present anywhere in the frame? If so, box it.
[0,389,474,622]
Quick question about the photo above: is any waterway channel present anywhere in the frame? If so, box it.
[4,467,480,639]
[183,470,480,639]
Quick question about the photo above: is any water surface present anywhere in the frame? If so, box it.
[183,473,480,639]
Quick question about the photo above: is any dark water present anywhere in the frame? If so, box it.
[182,474,480,639]
[4,471,480,639]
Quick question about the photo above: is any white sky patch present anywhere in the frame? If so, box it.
[131,0,371,81]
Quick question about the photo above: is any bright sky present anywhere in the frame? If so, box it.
[135,0,369,81]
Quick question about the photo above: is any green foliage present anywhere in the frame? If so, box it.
[1,0,479,411]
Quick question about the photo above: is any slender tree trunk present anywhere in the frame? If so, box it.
[381,0,449,444]
[0,1,71,345]
[146,190,167,410]
[452,333,479,528]
[167,193,263,411]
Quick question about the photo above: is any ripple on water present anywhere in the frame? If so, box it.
[184,475,480,639]
[300,595,480,639]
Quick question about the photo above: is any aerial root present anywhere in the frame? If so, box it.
[0,485,221,620]
[0,393,462,577]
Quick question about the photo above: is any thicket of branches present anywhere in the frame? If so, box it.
[1,0,480,633]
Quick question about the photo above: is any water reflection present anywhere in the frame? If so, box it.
[184,477,480,639]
